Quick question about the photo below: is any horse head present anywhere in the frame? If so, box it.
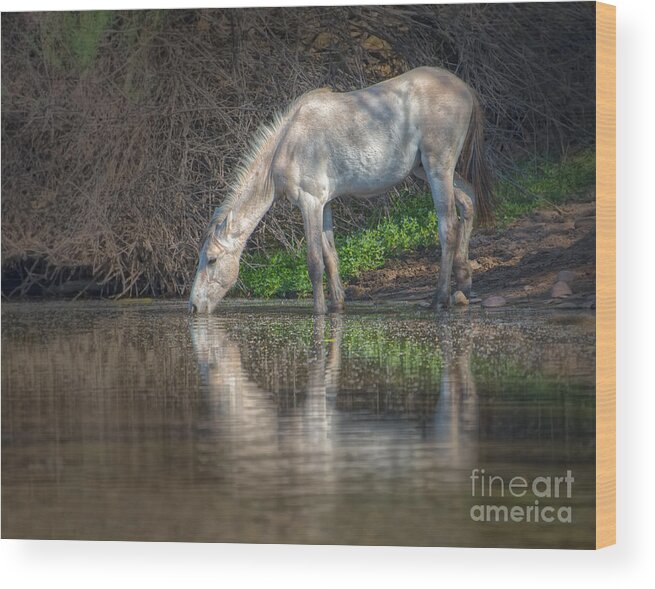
[189,210,241,314]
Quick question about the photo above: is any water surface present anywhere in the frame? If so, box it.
[2,300,595,547]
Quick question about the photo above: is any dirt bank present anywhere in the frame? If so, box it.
[345,201,596,309]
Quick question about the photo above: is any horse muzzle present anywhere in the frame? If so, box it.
[189,298,211,314]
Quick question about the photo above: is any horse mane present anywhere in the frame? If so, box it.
[203,87,333,245]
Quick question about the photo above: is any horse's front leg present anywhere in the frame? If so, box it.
[300,199,328,314]
[322,203,345,311]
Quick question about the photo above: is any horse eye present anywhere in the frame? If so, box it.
[207,257,217,266]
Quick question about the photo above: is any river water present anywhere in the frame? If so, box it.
[1,300,595,547]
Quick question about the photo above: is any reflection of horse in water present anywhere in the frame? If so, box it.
[433,328,479,472]
[190,316,279,456]
[189,315,343,494]
[434,326,479,452]
[189,315,484,543]
[189,316,479,488]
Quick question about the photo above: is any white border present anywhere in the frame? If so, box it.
[1,1,653,587]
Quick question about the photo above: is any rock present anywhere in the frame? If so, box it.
[345,285,366,299]
[551,281,573,298]
[452,291,469,306]
[469,260,482,271]
[532,210,561,223]
[557,270,576,284]
[482,295,507,308]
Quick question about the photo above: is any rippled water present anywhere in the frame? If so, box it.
[1,300,595,547]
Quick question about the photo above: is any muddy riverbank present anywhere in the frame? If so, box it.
[346,201,596,309]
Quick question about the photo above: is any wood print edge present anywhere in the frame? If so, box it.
[595,1,616,549]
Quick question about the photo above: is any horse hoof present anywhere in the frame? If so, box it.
[429,298,450,311]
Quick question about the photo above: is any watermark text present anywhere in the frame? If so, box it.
[469,468,574,524]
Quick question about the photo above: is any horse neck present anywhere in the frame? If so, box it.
[229,162,276,252]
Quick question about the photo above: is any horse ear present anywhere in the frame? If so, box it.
[224,210,234,233]
[212,210,236,248]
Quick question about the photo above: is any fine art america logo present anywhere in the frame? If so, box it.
[470,468,575,524]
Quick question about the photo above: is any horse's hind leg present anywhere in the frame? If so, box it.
[322,202,345,311]
[453,175,475,297]
[299,197,328,314]
[422,155,458,309]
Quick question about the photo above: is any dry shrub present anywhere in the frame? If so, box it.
[1,4,595,297]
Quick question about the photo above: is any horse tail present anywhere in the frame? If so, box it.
[458,92,495,226]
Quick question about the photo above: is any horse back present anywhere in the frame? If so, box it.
[273,67,474,199]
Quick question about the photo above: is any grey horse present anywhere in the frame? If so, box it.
[190,67,494,314]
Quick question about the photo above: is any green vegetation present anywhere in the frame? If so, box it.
[238,197,439,298]
[237,149,596,298]
[41,11,114,71]
[496,150,596,222]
